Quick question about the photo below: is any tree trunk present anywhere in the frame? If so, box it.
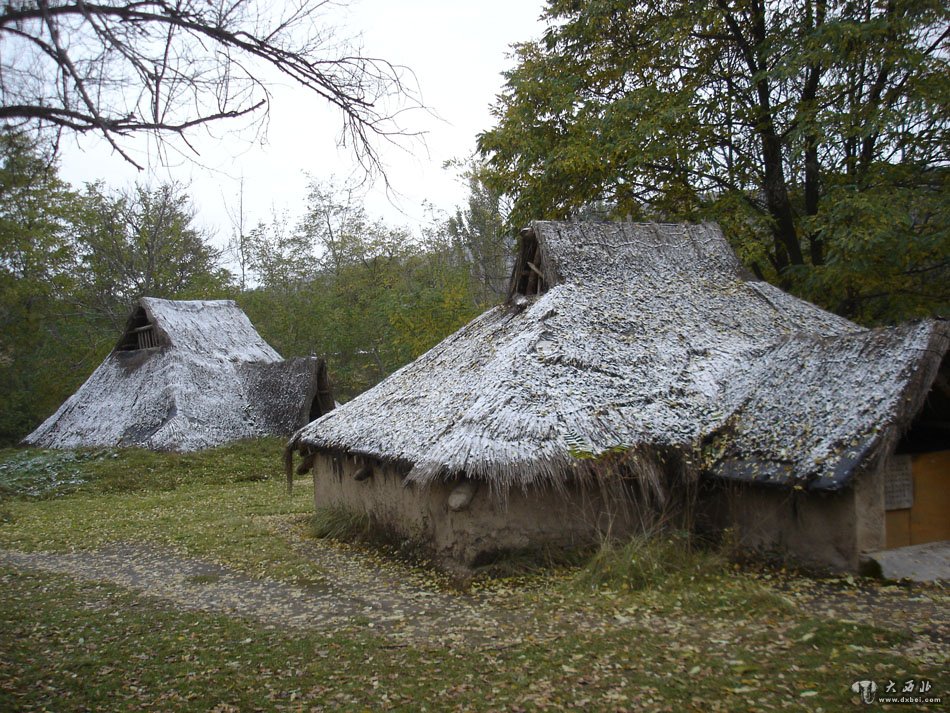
[757,102,803,273]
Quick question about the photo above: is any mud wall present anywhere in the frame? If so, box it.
[311,453,648,569]
[700,467,885,572]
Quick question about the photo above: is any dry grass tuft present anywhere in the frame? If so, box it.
[575,531,722,592]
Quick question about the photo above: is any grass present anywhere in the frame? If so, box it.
[0,449,103,498]
[185,574,221,585]
[0,440,325,584]
[310,504,372,541]
[574,531,722,592]
[0,442,946,711]
[0,439,282,499]
[0,566,938,712]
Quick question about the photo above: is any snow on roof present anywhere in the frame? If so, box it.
[24,298,329,451]
[710,321,948,489]
[135,298,282,362]
[288,221,948,492]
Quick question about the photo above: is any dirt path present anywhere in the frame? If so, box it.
[0,543,553,646]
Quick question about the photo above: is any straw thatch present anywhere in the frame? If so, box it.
[24,298,333,451]
[288,221,948,494]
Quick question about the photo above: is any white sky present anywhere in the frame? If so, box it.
[57,0,546,248]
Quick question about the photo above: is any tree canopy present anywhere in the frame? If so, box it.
[238,177,496,400]
[479,0,949,322]
[0,133,80,441]
[74,182,230,328]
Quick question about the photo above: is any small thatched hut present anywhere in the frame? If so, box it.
[286,222,948,571]
[25,298,334,451]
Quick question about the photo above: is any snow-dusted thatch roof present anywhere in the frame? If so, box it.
[288,221,948,493]
[25,298,333,451]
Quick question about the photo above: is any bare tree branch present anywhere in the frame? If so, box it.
[0,1,424,174]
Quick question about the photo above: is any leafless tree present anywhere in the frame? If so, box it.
[0,1,422,170]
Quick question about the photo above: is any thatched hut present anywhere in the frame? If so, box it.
[287,222,948,571]
[24,298,334,451]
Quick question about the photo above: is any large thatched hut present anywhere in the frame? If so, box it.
[25,298,334,451]
[287,222,948,571]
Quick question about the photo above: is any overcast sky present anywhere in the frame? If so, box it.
[57,0,546,248]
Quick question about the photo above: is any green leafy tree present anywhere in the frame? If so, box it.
[295,179,417,395]
[240,178,486,400]
[479,0,949,322]
[0,133,88,442]
[244,211,316,292]
[0,134,77,308]
[73,182,232,328]
[387,251,485,360]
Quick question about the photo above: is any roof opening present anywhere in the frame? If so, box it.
[308,359,335,422]
[508,227,547,299]
[896,354,950,454]
[116,306,157,351]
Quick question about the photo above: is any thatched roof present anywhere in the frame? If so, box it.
[288,221,948,493]
[24,298,333,451]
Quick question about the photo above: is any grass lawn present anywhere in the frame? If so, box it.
[0,440,323,584]
[0,441,946,711]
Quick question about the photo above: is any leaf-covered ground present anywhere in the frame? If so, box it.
[0,442,946,711]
